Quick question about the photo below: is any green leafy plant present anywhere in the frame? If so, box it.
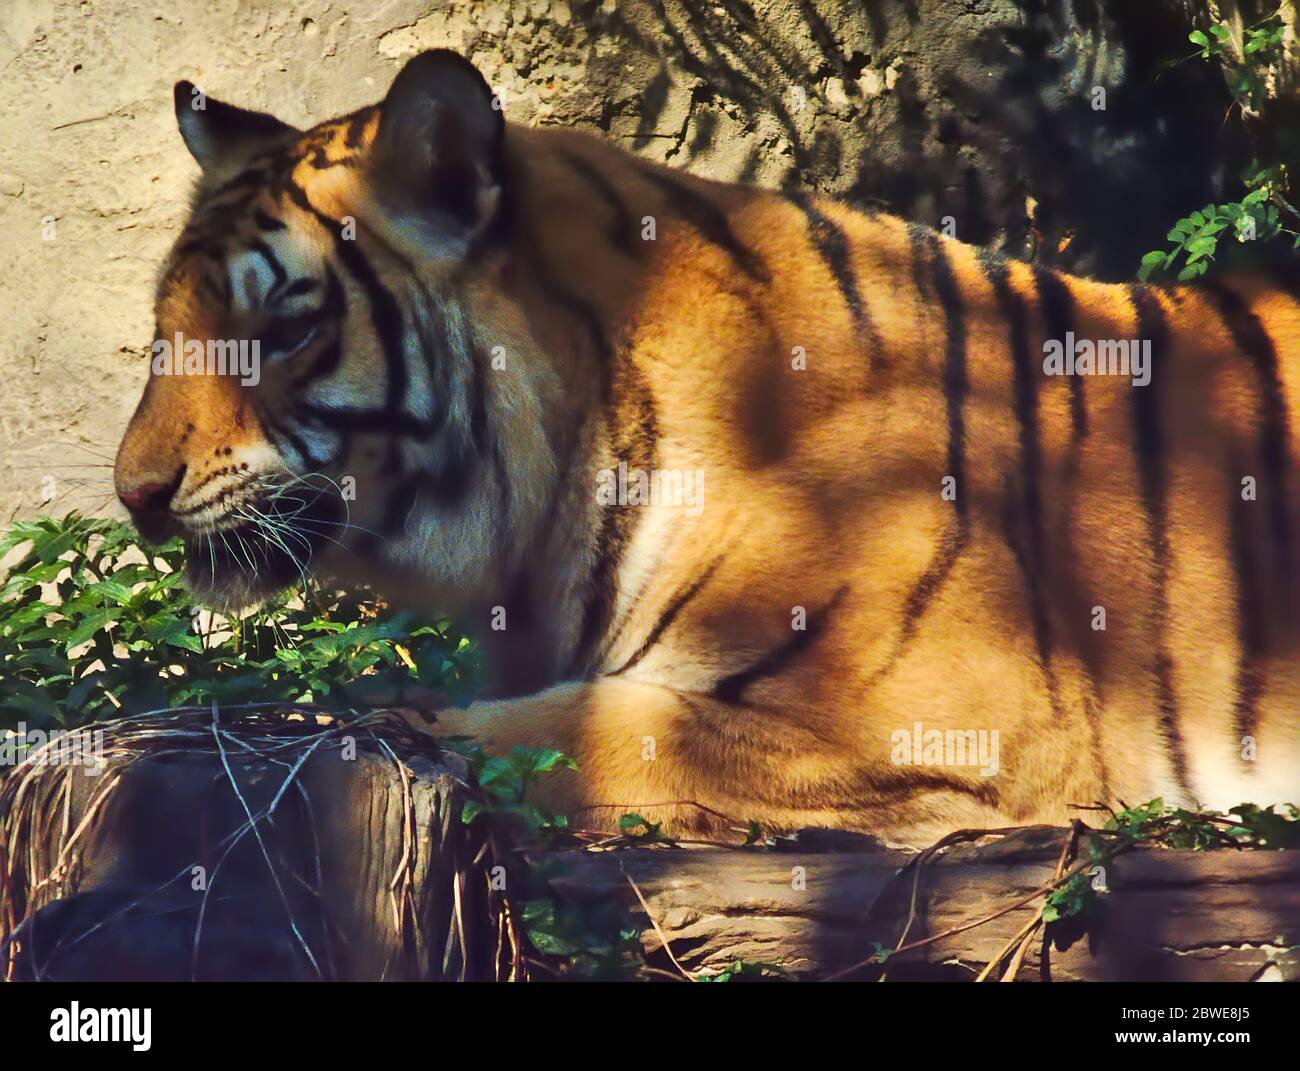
[1188,23,1232,60]
[1097,796,1300,852]
[1139,165,1295,281]
[517,895,645,978]
[1187,12,1287,112]
[1045,798,1300,924]
[616,811,678,846]
[457,743,577,841]
[0,513,480,730]
[1042,869,1101,925]
[448,742,659,978]
[1141,11,1300,279]
[697,959,793,982]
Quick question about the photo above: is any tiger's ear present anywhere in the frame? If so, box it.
[369,50,504,240]
[173,81,298,172]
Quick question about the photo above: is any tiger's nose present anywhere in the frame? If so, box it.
[116,466,186,540]
[118,481,174,512]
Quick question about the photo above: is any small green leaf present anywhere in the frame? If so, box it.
[478,756,517,788]
[619,812,651,834]
[63,607,116,653]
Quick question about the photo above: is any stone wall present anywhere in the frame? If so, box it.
[0,0,1231,523]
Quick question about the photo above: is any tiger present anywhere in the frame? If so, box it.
[113,49,1300,847]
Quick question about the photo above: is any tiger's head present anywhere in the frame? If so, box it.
[114,51,553,613]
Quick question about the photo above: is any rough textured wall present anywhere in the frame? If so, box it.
[0,0,1229,523]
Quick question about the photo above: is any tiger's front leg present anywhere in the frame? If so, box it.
[420,677,1015,842]
[424,677,844,835]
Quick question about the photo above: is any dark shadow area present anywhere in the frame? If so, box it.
[564,0,1243,279]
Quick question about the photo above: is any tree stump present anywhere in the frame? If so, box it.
[0,707,517,981]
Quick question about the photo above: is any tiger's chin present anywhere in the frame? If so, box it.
[184,532,304,613]
[180,493,346,614]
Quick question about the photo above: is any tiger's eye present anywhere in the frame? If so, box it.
[264,317,318,358]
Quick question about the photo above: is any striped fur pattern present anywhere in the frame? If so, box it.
[115,52,1300,845]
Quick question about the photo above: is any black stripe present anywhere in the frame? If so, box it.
[980,251,1049,655]
[405,283,483,501]
[635,164,771,283]
[1227,456,1266,751]
[345,110,371,150]
[512,171,615,399]
[206,187,263,218]
[566,359,659,678]
[997,474,1111,789]
[409,292,455,436]
[406,305,481,509]
[1203,282,1292,584]
[198,267,229,308]
[279,278,318,300]
[868,229,971,685]
[786,192,869,331]
[560,150,639,257]
[1128,284,1194,801]
[893,520,968,656]
[613,555,725,675]
[980,251,1072,742]
[713,585,848,704]
[929,232,969,522]
[467,343,489,456]
[490,439,511,534]
[1032,267,1085,438]
[332,428,354,473]
[293,268,347,387]
[260,413,322,469]
[334,238,408,414]
[569,510,623,680]
[855,768,1002,809]
[1206,281,1292,754]
[253,209,286,232]
[285,181,409,413]
[175,237,223,261]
